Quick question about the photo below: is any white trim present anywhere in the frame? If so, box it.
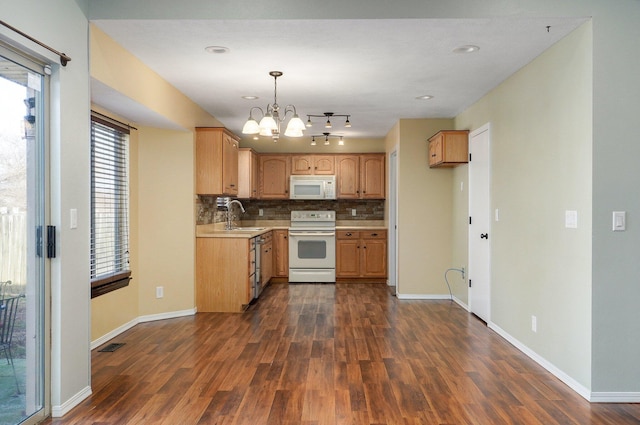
[590,392,640,403]
[489,322,591,401]
[51,386,92,417]
[395,293,452,300]
[452,296,469,311]
[90,308,196,350]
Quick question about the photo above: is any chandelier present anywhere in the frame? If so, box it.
[310,132,344,146]
[242,71,306,142]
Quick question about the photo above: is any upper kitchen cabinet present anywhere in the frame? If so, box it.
[195,128,240,195]
[259,155,291,199]
[238,148,258,199]
[291,155,336,175]
[427,130,469,167]
[336,154,385,199]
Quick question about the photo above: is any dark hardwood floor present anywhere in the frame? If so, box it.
[44,282,640,424]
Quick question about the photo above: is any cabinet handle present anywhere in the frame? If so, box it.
[371,233,378,237]
[346,232,352,236]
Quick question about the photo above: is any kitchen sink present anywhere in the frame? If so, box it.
[229,227,266,231]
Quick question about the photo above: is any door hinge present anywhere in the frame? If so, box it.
[469,279,472,288]
[469,153,472,162]
[469,216,472,225]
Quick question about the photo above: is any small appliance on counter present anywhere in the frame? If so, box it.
[289,175,336,200]
[288,210,336,283]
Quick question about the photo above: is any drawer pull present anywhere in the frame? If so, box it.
[371,233,378,237]
[346,232,352,236]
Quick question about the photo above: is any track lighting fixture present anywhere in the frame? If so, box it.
[306,112,351,130]
[309,132,344,146]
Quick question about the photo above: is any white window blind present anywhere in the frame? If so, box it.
[90,114,131,297]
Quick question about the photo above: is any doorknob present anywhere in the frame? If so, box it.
[480,233,488,239]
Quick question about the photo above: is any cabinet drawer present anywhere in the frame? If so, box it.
[362,230,387,239]
[337,230,361,239]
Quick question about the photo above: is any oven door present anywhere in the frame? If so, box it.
[288,230,336,269]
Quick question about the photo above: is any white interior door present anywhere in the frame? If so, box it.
[468,123,491,322]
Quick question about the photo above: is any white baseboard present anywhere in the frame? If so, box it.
[91,308,196,351]
[452,296,468,311]
[395,293,451,300]
[489,322,592,401]
[52,386,92,417]
[590,392,640,403]
[138,307,196,323]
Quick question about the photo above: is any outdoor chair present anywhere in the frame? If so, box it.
[0,295,22,393]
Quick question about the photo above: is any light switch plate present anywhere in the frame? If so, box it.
[613,211,626,231]
[70,208,78,229]
[565,210,578,228]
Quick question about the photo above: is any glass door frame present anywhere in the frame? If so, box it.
[0,41,51,425]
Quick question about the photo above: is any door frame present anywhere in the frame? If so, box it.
[388,149,398,288]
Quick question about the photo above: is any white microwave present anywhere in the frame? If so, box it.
[289,175,337,200]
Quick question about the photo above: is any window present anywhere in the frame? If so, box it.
[90,112,131,298]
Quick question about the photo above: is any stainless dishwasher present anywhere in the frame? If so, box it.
[250,236,262,299]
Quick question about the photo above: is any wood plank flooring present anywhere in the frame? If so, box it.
[44,283,640,424]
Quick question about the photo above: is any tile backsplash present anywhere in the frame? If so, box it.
[196,196,385,225]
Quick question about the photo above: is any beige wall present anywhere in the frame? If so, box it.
[136,127,195,316]
[454,22,593,387]
[394,119,466,296]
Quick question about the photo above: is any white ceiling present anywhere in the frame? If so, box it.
[91,17,587,141]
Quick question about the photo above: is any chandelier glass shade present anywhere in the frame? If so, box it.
[242,71,306,141]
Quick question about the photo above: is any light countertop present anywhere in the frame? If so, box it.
[196,220,387,238]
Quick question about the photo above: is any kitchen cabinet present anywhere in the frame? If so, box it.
[291,155,335,175]
[336,154,385,199]
[238,148,258,199]
[196,237,252,312]
[259,155,291,199]
[260,231,273,287]
[273,229,289,277]
[195,128,240,195]
[427,130,469,167]
[336,229,387,279]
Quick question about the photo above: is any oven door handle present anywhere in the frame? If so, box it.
[289,231,335,237]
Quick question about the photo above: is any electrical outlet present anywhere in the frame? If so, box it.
[156,286,164,299]
[531,315,537,333]
[259,208,264,216]
[352,208,357,216]
[461,267,465,280]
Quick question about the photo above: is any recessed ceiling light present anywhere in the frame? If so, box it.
[416,95,434,100]
[453,45,480,54]
[205,46,230,54]
[242,96,259,100]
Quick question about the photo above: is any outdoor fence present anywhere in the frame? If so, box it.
[0,210,26,293]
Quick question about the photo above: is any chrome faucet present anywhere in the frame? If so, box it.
[225,199,245,230]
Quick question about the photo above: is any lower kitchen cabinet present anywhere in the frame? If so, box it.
[336,229,387,280]
[196,237,253,312]
[273,229,289,277]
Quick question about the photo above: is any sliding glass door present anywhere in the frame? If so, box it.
[0,45,48,425]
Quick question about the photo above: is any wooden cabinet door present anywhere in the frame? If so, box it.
[259,155,290,199]
[291,155,312,175]
[195,128,223,195]
[238,148,258,199]
[313,155,335,175]
[336,155,359,199]
[273,230,289,277]
[336,231,361,277]
[429,133,443,166]
[362,239,387,277]
[360,154,385,199]
[222,133,239,195]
